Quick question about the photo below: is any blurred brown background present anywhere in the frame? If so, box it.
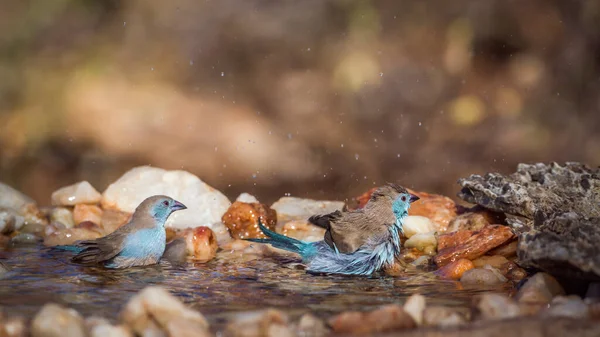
[0,0,599,205]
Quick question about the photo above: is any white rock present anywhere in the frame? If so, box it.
[403,294,426,325]
[31,303,86,337]
[271,197,344,221]
[404,232,437,251]
[402,216,436,238]
[51,181,102,206]
[544,295,590,319]
[423,306,466,327]
[102,166,231,230]
[474,293,521,320]
[50,207,75,228]
[85,317,132,337]
[120,286,209,336]
[236,193,259,203]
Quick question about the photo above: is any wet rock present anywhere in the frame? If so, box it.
[422,306,466,327]
[458,162,600,219]
[277,220,325,242]
[472,255,509,269]
[73,204,103,227]
[43,226,102,246]
[473,293,521,320]
[31,303,85,337]
[0,182,46,227]
[435,258,474,280]
[487,240,518,258]
[519,213,600,280]
[50,208,74,228]
[236,193,259,204]
[406,189,457,232]
[10,233,41,245]
[294,313,328,337]
[434,225,515,267]
[516,272,565,304]
[0,316,26,337]
[120,286,209,337]
[543,295,590,319]
[271,197,344,222]
[51,181,102,206]
[436,230,472,251]
[179,226,218,262]
[85,317,132,337]
[402,216,436,238]
[404,233,437,254]
[403,294,426,325]
[328,304,416,334]
[586,282,600,299]
[447,212,490,233]
[458,162,600,280]
[0,209,24,234]
[102,166,231,230]
[165,317,214,337]
[460,267,507,286]
[221,202,277,239]
[100,210,131,234]
[224,309,291,337]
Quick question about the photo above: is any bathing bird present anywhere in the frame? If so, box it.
[246,183,419,275]
[54,195,186,269]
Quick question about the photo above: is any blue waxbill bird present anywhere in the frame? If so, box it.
[246,183,419,275]
[54,195,186,269]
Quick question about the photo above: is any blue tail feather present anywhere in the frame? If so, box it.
[50,245,84,253]
[246,218,306,255]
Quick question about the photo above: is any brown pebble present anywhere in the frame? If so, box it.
[222,201,277,239]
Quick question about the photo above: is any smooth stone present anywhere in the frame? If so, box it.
[474,293,521,320]
[294,313,328,337]
[403,294,426,325]
[50,208,75,228]
[180,227,218,262]
[0,316,26,337]
[51,181,102,206]
[236,193,259,203]
[328,304,416,334]
[0,182,35,214]
[423,306,466,327]
[402,215,436,238]
[271,197,344,221]
[543,295,590,319]
[472,255,509,269]
[404,232,437,253]
[120,286,209,336]
[102,166,231,230]
[276,220,325,242]
[31,303,86,337]
[515,272,565,304]
[435,259,475,280]
[10,233,42,245]
[85,317,133,337]
[225,309,290,337]
[0,209,24,234]
[460,268,506,286]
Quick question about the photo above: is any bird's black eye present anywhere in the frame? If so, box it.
[162,200,169,206]
[401,196,407,202]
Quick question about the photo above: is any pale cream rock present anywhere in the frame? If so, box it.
[31,304,86,337]
[403,293,426,325]
[51,181,102,206]
[402,215,436,238]
[50,207,75,228]
[404,232,437,253]
[474,293,521,320]
[102,166,231,230]
[120,286,209,336]
[236,193,259,203]
[271,197,344,221]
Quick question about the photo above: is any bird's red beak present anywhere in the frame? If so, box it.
[171,200,187,211]
[409,194,420,203]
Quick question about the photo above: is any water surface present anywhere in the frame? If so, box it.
[0,243,510,331]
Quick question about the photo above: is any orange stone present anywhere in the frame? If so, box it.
[434,225,515,267]
[435,258,475,280]
[221,201,277,239]
[179,226,218,263]
[73,204,103,226]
